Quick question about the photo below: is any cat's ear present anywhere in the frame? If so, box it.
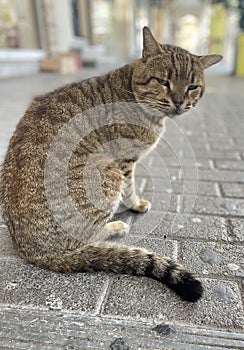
[198,54,223,69]
[142,26,163,60]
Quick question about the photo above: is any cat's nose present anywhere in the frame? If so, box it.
[171,93,184,107]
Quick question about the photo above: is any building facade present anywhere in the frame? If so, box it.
[0,0,241,74]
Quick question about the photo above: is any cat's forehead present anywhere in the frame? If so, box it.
[161,44,199,61]
[160,44,191,55]
[147,49,203,80]
[151,49,200,67]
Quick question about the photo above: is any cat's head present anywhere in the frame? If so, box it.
[132,27,222,118]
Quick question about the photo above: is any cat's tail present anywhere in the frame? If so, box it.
[28,243,203,302]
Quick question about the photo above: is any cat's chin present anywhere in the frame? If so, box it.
[167,108,184,118]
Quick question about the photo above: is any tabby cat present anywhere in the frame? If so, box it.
[0,27,222,302]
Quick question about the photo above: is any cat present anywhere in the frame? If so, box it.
[0,27,222,302]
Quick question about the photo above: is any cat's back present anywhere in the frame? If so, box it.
[0,80,93,213]
[0,79,94,249]
[3,77,105,166]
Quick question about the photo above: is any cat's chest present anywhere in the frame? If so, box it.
[111,121,164,161]
[137,131,163,160]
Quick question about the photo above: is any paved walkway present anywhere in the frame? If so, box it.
[0,70,243,349]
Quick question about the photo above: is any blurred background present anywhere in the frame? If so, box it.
[0,0,244,78]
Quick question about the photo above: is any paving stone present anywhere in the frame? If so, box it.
[157,140,209,157]
[143,212,229,242]
[135,163,180,179]
[220,183,244,198]
[152,156,211,169]
[180,241,244,278]
[155,126,206,153]
[120,236,177,259]
[92,209,228,246]
[229,219,244,242]
[144,177,217,197]
[214,160,244,171]
[0,307,243,350]
[209,142,243,152]
[198,169,244,182]
[139,211,229,242]
[112,207,134,224]
[142,191,178,212]
[143,177,173,193]
[212,284,239,303]
[0,260,108,313]
[129,210,169,238]
[0,230,19,259]
[134,159,154,178]
[174,180,218,196]
[185,150,240,161]
[184,158,211,170]
[199,247,221,265]
[233,137,244,145]
[181,195,244,216]
[102,276,243,329]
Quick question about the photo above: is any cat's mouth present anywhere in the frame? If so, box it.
[167,107,184,118]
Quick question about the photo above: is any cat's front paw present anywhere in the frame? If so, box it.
[131,199,151,213]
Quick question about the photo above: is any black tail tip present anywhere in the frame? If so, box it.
[172,273,203,302]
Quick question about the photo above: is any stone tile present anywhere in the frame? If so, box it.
[143,177,217,197]
[0,220,19,259]
[161,157,211,169]
[126,192,177,235]
[120,236,177,259]
[0,230,18,259]
[148,212,229,242]
[214,160,244,171]
[154,142,211,163]
[181,195,244,217]
[174,180,218,196]
[209,142,243,152]
[129,210,170,238]
[220,183,244,198]
[0,260,108,313]
[229,219,244,242]
[112,207,134,224]
[180,241,244,278]
[198,169,244,182]
[187,150,240,161]
[134,157,153,178]
[142,191,178,212]
[102,276,243,329]
[233,137,244,145]
[1,307,244,350]
[135,163,179,179]
[143,177,173,193]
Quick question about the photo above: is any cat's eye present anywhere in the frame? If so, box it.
[188,85,199,91]
[157,78,170,88]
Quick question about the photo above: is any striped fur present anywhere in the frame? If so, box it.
[0,27,222,302]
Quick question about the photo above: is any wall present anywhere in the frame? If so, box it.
[52,0,73,53]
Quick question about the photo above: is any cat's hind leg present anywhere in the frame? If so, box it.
[86,159,129,242]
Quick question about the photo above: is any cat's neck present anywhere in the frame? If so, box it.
[106,62,165,132]
[98,63,136,103]
[85,62,165,134]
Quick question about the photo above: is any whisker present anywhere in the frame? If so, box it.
[121,88,172,115]
[157,101,170,106]
[122,88,156,105]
